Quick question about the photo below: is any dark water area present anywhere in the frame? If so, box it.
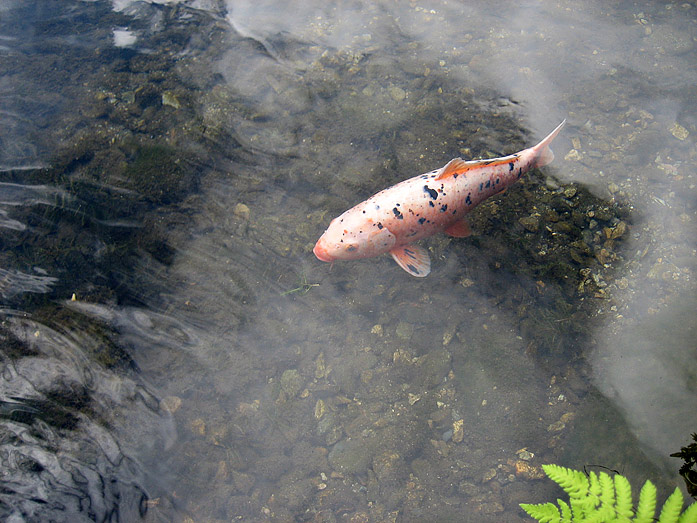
[0,0,696,521]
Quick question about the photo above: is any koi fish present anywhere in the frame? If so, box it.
[313,120,565,277]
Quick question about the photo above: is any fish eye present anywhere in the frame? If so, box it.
[345,244,358,252]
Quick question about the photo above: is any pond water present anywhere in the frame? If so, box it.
[1,0,696,521]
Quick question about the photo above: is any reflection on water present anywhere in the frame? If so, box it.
[1,0,695,520]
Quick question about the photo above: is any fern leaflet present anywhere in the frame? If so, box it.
[677,502,697,523]
[614,474,633,519]
[658,488,684,523]
[559,499,572,522]
[634,480,657,523]
[520,502,561,522]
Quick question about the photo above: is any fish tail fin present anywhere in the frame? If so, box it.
[533,119,566,167]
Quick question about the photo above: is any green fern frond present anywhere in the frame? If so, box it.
[520,502,561,522]
[634,480,657,523]
[658,488,684,523]
[521,465,696,523]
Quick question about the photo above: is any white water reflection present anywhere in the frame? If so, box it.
[0,268,58,298]
[591,289,697,462]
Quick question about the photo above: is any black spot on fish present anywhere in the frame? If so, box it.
[423,185,438,200]
[362,210,366,213]
[418,217,426,224]
[420,175,429,180]
[429,201,435,207]
[453,174,458,179]
[375,204,381,210]
[440,204,448,212]
[452,209,457,215]
[407,264,419,274]
[509,161,514,171]
[392,207,403,219]
[404,248,417,260]
[377,222,383,229]
[496,178,500,184]
[479,183,483,191]
[517,168,523,179]
[465,193,472,205]
[485,180,491,188]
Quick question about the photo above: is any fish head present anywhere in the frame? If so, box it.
[314,209,396,262]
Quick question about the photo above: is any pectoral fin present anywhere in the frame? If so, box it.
[390,244,431,277]
[444,218,472,238]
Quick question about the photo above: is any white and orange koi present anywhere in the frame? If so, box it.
[314,120,565,277]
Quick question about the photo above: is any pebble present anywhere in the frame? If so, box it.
[563,187,577,198]
[162,91,181,109]
[233,203,250,220]
[516,448,534,461]
[482,468,497,482]
[547,420,565,432]
[519,215,540,232]
[452,419,464,443]
[670,123,689,141]
[315,399,326,419]
[160,395,182,413]
[408,393,421,405]
[389,86,406,102]
[564,149,582,161]
[514,460,545,480]
[280,369,304,397]
[396,321,414,340]
[604,221,627,240]
[191,418,206,436]
[315,352,328,379]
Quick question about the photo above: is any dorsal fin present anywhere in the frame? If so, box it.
[435,156,517,181]
[435,158,469,180]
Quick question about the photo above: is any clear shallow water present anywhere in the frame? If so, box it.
[0,0,695,521]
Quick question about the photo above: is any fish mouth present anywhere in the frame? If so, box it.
[313,242,334,262]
